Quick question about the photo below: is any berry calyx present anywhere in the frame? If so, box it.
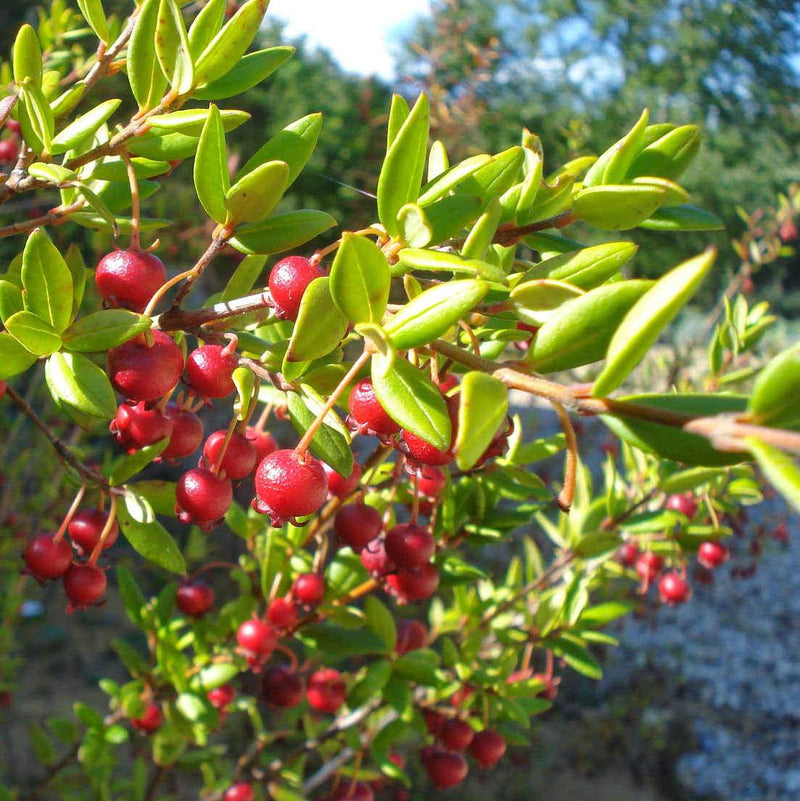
[665,492,698,518]
[267,596,299,630]
[469,729,506,768]
[348,378,400,436]
[63,563,107,612]
[245,427,278,463]
[324,461,361,498]
[635,551,664,581]
[161,404,204,461]
[395,619,427,655]
[111,401,173,453]
[440,717,474,751]
[185,344,239,399]
[386,564,440,603]
[22,534,73,582]
[95,250,167,313]
[360,538,395,576]
[236,618,277,666]
[292,573,326,606]
[223,783,254,801]
[334,503,383,551]
[306,668,347,713]
[268,255,325,321]
[698,540,729,569]
[202,430,257,479]
[617,541,639,567]
[421,746,468,789]
[176,579,215,618]
[207,684,236,709]
[658,571,692,605]
[385,523,435,569]
[253,449,327,526]
[175,468,233,529]
[261,665,304,708]
[68,509,119,556]
[131,704,163,733]
[107,330,184,402]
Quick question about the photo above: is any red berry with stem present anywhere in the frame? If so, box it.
[324,461,361,498]
[175,468,233,529]
[307,668,347,713]
[176,580,215,618]
[385,523,435,569]
[470,729,506,768]
[161,404,204,460]
[68,509,119,556]
[440,717,474,751]
[617,541,639,567]
[665,492,698,518]
[23,534,72,581]
[421,746,468,789]
[0,138,19,163]
[360,538,394,576]
[253,449,327,525]
[111,401,173,452]
[207,684,236,709]
[95,250,167,313]
[131,704,163,733]
[267,596,299,630]
[334,503,383,551]
[658,572,692,605]
[202,430,258,480]
[63,564,107,612]
[107,330,184,402]
[635,551,664,581]
[236,618,277,660]
[386,564,440,603]
[245,427,278,462]
[268,255,325,321]
[262,665,304,708]
[416,467,446,497]
[395,619,427,655]
[185,343,239,399]
[223,783,254,801]
[698,540,730,569]
[348,378,400,436]
[292,573,326,606]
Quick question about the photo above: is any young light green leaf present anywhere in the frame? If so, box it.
[155,0,194,96]
[62,310,151,352]
[230,209,337,255]
[187,0,225,58]
[521,241,638,290]
[462,197,502,260]
[573,184,666,230]
[286,391,353,477]
[13,25,43,87]
[427,139,449,182]
[387,93,410,149]
[50,83,87,117]
[0,332,38,378]
[224,160,289,225]
[0,280,25,323]
[193,104,229,223]
[586,109,649,187]
[5,311,61,356]
[108,439,169,486]
[639,204,725,231]
[627,125,701,181]
[222,254,267,301]
[418,154,492,206]
[76,0,110,43]
[118,491,186,574]
[22,228,74,332]
[365,596,397,651]
[27,163,76,184]
[745,437,800,514]
[394,247,506,283]
[193,46,295,100]
[50,99,120,154]
[45,352,117,419]
[511,279,583,327]
[148,108,249,136]
[397,196,482,249]
[329,233,390,324]
[128,0,168,112]
[18,82,54,155]
[748,343,800,430]
[453,146,525,201]
[455,372,508,470]
[285,277,348,363]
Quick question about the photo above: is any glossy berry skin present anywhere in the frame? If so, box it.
[185,345,239,398]
[0,138,19,163]
[385,523,435,569]
[262,665,304,708]
[324,461,361,498]
[401,429,454,466]
[386,564,440,603]
[360,538,395,576]
[95,250,166,313]
[68,509,119,555]
[111,401,173,452]
[395,619,427,655]
[698,540,730,569]
[161,404,204,460]
[223,783,254,801]
[268,255,325,320]
[267,596,299,630]
[348,378,400,436]
[665,492,698,518]
[635,551,664,581]
[131,704,163,733]
[176,580,215,618]
[421,746,468,789]
[63,564,107,612]
[23,534,72,581]
[236,619,277,659]
[245,427,278,463]
[207,684,236,709]
[440,717,474,751]
[658,572,692,605]
[334,503,383,551]
[175,468,233,529]
[617,541,639,567]
[203,430,257,480]
[107,330,184,402]
[254,450,327,525]
[307,668,347,713]
[416,467,446,497]
[292,573,326,606]
[470,729,506,768]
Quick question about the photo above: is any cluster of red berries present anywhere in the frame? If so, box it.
[0,118,20,164]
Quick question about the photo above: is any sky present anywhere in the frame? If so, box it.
[267,0,431,80]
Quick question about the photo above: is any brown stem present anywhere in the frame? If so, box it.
[155,290,273,332]
[88,494,117,565]
[551,401,577,512]
[0,201,85,239]
[122,155,141,251]
[168,235,230,310]
[53,483,87,543]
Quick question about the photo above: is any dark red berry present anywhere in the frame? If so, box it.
[307,668,346,713]
[292,573,326,606]
[68,509,119,556]
[207,684,236,709]
[423,709,446,738]
[665,492,698,518]
[268,255,325,320]
[131,704,163,733]
[698,540,729,569]
[385,523,435,569]
[395,619,427,655]
[262,665,304,708]
[421,746,468,789]
[617,541,639,567]
[401,396,458,466]
[95,250,167,313]
[111,401,173,452]
[253,449,327,525]
[223,783,254,801]
[348,378,400,436]
[658,572,692,605]
[0,138,19,163]
[440,717,474,751]
[176,580,215,617]
[0,380,7,399]
[5,119,20,134]
[63,563,107,612]
[245,427,278,462]
[360,538,394,576]
[107,330,184,402]
[469,729,506,768]
[635,551,664,581]
[23,534,72,581]
[267,596,299,630]
[324,462,361,498]
[175,468,233,529]
[161,404,204,460]
[203,430,257,479]
[386,564,440,603]
[416,467,446,497]
[185,344,239,398]
[236,619,277,659]
[334,503,382,551]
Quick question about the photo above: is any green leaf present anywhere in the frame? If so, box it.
[21,229,73,332]
[510,279,583,327]
[155,0,194,96]
[50,99,119,154]
[29,725,56,766]
[387,93,410,149]
[76,0,109,43]
[329,233,391,324]
[585,109,649,187]
[193,104,229,223]
[130,480,176,517]
[193,45,294,100]
[118,491,186,574]
[4,311,61,356]
[128,0,168,112]
[392,649,441,685]
[395,247,506,282]
[64,242,87,315]
[0,280,24,323]
[462,197,502,260]
[547,635,602,679]
[397,196,483,248]
[27,162,77,184]
[13,25,43,87]
[385,279,489,350]
[573,184,666,230]
[418,154,492,206]
[0,332,37,379]
[627,125,701,181]
[148,108,249,136]
[18,83,54,155]
[230,209,337,255]
[371,353,450,449]
[50,83,87,117]
[300,624,388,658]
[285,277,348,363]
[660,467,725,494]
[187,0,225,59]
[579,602,632,627]
[224,160,288,225]
[189,663,241,693]
[286,391,353,478]
[62,310,151,352]
[453,146,525,201]
[365,596,397,651]
[45,352,117,419]
[222,254,267,301]
[521,241,638,290]
[528,280,653,373]
[593,249,716,396]
[116,566,146,626]
[745,437,800,514]
[427,139,449,181]
[640,204,725,231]
[748,343,800,430]
[377,93,429,237]
[455,372,508,470]
[108,439,169,486]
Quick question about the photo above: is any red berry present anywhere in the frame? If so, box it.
[386,564,440,603]
[23,534,72,581]
[185,344,239,398]
[223,783,254,801]
[395,619,427,655]
[5,119,20,134]
[176,580,215,617]
[0,138,19,163]
[348,378,400,436]
[68,509,119,555]
[360,538,395,576]
[253,449,327,525]
[207,684,236,709]
[203,430,257,480]
[175,468,233,528]
[161,404,204,460]
[261,665,304,708]
[107,330,184,402]
[245,427,278,462]
[635,551,664,581]
[292,573,326,606]
[401,396,458,466]
[267,596,299,630]
[307,668,347,713]
[665,492,698,518]
[440,717,474,751]
[268,255,325,320]
[516,321,540,336]
[423,709,446,738]
[0,380,6,399]
[421,746,468,789]
[438,374,459,393]
[385,523,435,569]
[450,685,474,708]
[63,563,107,612]
[698,540,729,569]
[658,572,692,605]
[324,461,361,498]
[95,250,167,313]
[334,503,383,551]
[131,704,163,733]
[617,541,639,567]
[469,729,506,768]
[236,618,277,659]
[416,467,446,497]
[111,401,173,452]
